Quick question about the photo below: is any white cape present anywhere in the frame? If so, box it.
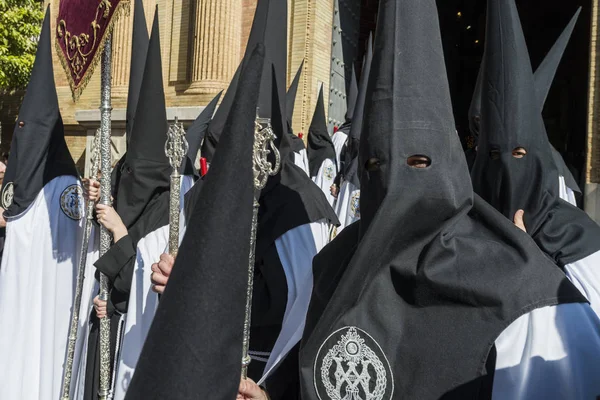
[331,131,347,169]
[259,220,329,383]
[333,180,360,238]
[0,176,98,400]
[112,176,193,399]
[312,158,336,208]
[294,149,310,177]
[558,175,577,206]
[493,302,600,399]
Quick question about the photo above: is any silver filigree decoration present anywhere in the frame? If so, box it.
[165,117,189,174]
[252,116,280,191]
[241,112,282,379]
[318,327,391,400]
[165,117,188,257]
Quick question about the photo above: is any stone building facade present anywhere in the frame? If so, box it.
[38,0,347,176]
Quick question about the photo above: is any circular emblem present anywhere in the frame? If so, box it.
[349,191,360,219]
[314,326,393,400]
[1,182,14,209]
[60,184,84,220]
[324,164,335,181]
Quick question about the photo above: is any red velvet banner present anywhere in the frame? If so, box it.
[56,0,130,101]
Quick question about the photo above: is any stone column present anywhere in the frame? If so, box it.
[186,0,243,101]
[110,9,133,106]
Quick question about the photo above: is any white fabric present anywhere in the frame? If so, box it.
[312,158,336,207]
[112,178,193,399]
[294,149,310,177]
[333,180,360,238]
[0,176,98,400]
[564,250,600,321]
[558,176,577,207]
[493,303,600,399]
[259,220,329,383]
[331,131,347,169]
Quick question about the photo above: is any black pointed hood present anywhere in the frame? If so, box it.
[125,44,265,400]
[468,60,484,137]
[299,1,585,398]
[115,8,171,230]
[202,0,287,162]
[307,86,336,177]
[286,60,304,131]
[345,64,359,121]
[2,7,77,218]
[125,0,149,142]
[534,8,581,110]
[471,0,599,266]
[341,33,373,187]
[286,61,306,152]
[182,91,221,177]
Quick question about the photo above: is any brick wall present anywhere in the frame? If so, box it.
[588,0,600,184]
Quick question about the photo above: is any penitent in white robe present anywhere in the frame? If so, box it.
[0,176,99,400]
[111,175,194,399]
[258,220,330,384]
[312,158,337,208]
[331,130,347,169]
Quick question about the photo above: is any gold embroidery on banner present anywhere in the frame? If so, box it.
[56,0,112,80]
[55,0,130,101]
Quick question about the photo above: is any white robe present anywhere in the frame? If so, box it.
[312,158,336,208]
[493,302,600,399]
[0,176,98,400]
[259,220,329,383]
[564,250,600,321]
[558,176,577,207]
[333,180,360,238]
[112,176,193,399]
[331,131,347,169]
[294,149,310,177]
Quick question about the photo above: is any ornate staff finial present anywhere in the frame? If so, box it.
[165,116,189,257]
[241,110,282,378]
[165,117,189,176]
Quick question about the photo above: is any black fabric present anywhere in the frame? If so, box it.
[115,9,171,230]
[345,65,358,122]
[307,86,336,177]
[2,8,77,218]
[264,343,300,400]
[94,234,136,293]
[182,175,205,223]
[124,0,149,143]
[125,44,265,400]
[286,60,304,131]
[202,64,241,163]
[341,34,373,188]
[468,61,484,137]
[298,1,586,399]
[551,146,581,197]
[286,61,306,153]
[470,0,600,268]
[248,243,287,381]
[533,8,581,111]
[182,91,221,177]
[83,311,124,400]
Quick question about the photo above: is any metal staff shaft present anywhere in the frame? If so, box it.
[60,130,101,400]
[98,35,113,400]
[241,114,281,378]
[165,117,188,256]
